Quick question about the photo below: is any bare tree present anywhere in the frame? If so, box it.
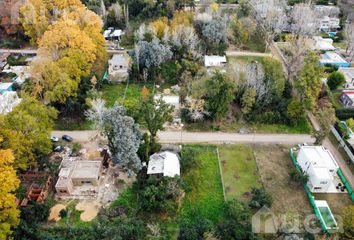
[249,0,288,51]
[344,20,354,62]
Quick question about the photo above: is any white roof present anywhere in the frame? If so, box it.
[0,82,13,90]
[155,95,179,105]
[204,55,227,67]
[147,151,180,177]
[339,68,354,82]
[112,29,122,37]
[320,51,348,64]
[312,36,335,51]
[103,29,123,38]
[299,146,338,170]
[0,91,21,115]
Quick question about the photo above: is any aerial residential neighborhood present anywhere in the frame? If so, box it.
[0,0,354,239]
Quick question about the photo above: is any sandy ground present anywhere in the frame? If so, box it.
[253,145,313,218]
[48,204,66,222]
[75,201,101,222]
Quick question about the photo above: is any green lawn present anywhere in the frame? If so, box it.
[100,83,143,107]
[218,145,261,201]
[180,145,225,223]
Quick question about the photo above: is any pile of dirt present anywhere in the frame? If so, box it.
[48,204,66,222]
[75,201,101,222]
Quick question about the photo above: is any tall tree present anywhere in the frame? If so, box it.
[0,96,57,170]
[241,88,257,114]
[313,102,335,145]
[100,103,142,175]
[139,94,174,144]
[205,73,236,120]
[296,53,323,110]
[342,205,354,239]
[0,148,20,240]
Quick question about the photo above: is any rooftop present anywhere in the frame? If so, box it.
[147,151,180,177]
[71,161,101,180]
[110,54,129,66]
[299,146,338,170]
[204,55,227,67]
[320,51,348,64]
[339,67,354,82]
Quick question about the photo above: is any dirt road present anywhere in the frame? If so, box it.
[52,130,314,145]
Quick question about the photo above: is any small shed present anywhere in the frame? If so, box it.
[147,151,180,178]
[0,82,13,94]
[320,52,350,68]
[108,54,130,81]
[297,146,339,193]
[204,55,227,67]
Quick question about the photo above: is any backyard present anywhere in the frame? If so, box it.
[180,145,225,223]
[218,144,261,201]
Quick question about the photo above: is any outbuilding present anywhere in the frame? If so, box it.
[339,67,354,88]
[204,55,227,67]
[147,151,180,178]
[297,146,339,193]
[320,52,350,68]
[108,54,130,81]
[0,82,13,94]
[340,90,354,108]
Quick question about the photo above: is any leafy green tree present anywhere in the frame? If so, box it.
[249,187,272,209]
[296,53,323,110]
[205,73,236,120]
[342,205,354,239]
[102,103,142,174]
[313,102,336,145]
[0,96,57,170]
[287,99,303,119]
[241,88,256,114]
[217,200,253,240]
[327,71,345,90]
[139,94,174,144]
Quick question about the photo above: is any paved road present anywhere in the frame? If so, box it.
[52,130,314,144]
[225,51,273,57]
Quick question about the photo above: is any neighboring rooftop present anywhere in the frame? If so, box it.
[204,55,227,67]
[299,146,338,170]
[320,51,350,67]
[339,67,354,83]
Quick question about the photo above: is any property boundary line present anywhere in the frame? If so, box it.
[216,147,227,202]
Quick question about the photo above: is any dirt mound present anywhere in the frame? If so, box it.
[48,204,66,222]
[75,201,101,222]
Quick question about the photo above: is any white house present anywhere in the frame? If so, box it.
[108,54,130,81]
[103,28,123,40]
[147,151,180,178]
[319,16,340,32]
[312,36,335,51]
[204,55,227,67]
[339,68,354,88]
[297,146,339,193]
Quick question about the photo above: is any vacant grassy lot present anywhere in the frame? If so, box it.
[253,145,313,218]
[218,145,261,201]
[181,145,225,223]
[100,83,143,107]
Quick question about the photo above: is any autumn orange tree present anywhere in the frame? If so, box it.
[0,148,20,240]
[22,1,107,104]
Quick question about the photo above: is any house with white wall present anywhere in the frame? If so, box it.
[297,146,339,193]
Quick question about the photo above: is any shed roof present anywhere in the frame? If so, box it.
[320,51,348,64]
[299,146,338,170]
[0,82,13,90]
[147,151,180,177]
[204,55,227,67]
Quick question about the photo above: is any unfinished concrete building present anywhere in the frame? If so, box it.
[55,161,102,197]
[18,173,52,206]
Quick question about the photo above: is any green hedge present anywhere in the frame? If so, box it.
[335,109,354,120]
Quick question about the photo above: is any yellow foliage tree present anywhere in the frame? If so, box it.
[0,149,20,240]
[210,3,219,12]
[151,17,169,39]
[170,11,193,30]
